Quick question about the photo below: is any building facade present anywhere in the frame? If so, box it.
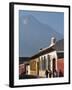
[19,37,64,78]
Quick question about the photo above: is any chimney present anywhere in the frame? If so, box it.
[50,37,56,46]
[39,48,43,52]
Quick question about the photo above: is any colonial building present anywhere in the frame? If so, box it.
[19,37,64,78]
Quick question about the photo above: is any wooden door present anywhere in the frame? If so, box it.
[37,62,39,76]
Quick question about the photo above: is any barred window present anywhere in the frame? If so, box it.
[39,56,46,70]
[48,55,51,70]
[42,56,46,70]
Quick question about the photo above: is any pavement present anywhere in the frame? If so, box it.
[19,74,39,79]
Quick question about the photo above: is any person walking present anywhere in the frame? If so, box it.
[53,69,58,77]
[45,70,48,78]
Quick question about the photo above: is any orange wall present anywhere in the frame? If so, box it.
[57,58,64,75]
[19,64,26,75]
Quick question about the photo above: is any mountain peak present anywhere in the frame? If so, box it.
[19,15,63,57]
[23,15,41,25]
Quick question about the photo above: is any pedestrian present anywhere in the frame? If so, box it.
[45,70,48,78]
[53,69,58,77]
[49,70,52,78]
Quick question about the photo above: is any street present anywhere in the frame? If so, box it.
[19,74,39,79]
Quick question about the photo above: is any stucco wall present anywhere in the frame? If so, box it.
[30,58,39,75]
[19,64,26,75]
[39,70,46,77]
[57,58,64,76]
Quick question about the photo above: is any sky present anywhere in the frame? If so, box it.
[19,10,64,57]
[19,10,64,34]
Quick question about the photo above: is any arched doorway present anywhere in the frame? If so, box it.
[52,58,56,77]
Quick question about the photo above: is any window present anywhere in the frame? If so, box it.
[48,55,51,70]
[43,56,46,70]
[39,56,46,70]
[41,56,46,70]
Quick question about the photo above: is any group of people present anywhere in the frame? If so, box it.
[45,69,63,78]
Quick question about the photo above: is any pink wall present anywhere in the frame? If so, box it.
[19,64,26,75]
[57,58,64,76]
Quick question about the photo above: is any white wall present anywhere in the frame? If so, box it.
[0,0,72,90]
[40,51,57,71]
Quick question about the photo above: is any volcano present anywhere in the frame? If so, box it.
[19,15,63,57]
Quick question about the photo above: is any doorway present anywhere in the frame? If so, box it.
[37,62,39,76]
[53,58,56,71]
[52,58,56,77]
[26,64,30,75]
